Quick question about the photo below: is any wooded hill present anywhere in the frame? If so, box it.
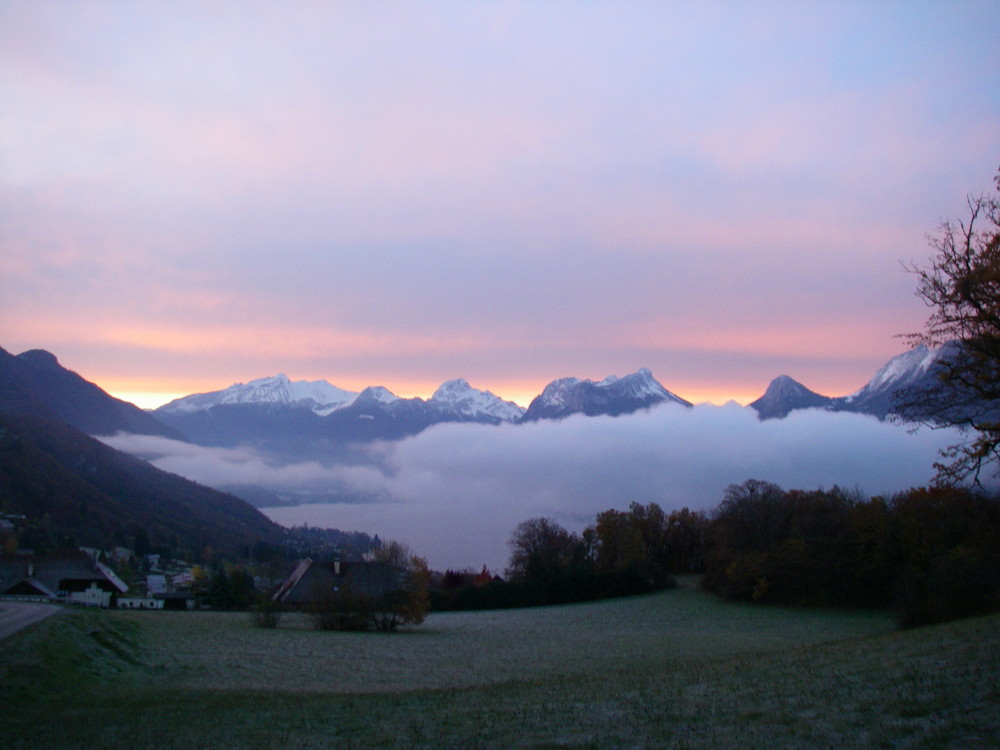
[0,346,286,559]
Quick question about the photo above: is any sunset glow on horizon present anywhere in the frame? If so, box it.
[105,383,757,413]
[2,2,998,414]
[99,368,878,413]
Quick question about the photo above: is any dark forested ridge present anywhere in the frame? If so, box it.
[0,412,286,559]
[0,344,285,558]
[0,346,182,439]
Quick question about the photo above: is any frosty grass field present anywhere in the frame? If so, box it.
[4,578,999,748]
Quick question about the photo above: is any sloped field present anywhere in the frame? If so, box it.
[3,580,998,748]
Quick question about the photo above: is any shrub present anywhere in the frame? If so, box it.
[248,599,286,629]
[306,590,372,631]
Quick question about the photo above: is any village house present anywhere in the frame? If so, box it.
[0,550,129,607]
[171,570,195,589]
[271,558,403,606]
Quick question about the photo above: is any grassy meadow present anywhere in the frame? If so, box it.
[3,579,998,748]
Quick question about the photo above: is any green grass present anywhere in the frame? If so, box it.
[3,579,998,748]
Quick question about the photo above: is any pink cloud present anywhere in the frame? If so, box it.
[2,1,997,409]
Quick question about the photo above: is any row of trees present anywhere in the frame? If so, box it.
[702,480,1000,626]
[481,480,1000,627]
[432,504,705,611]
[242,479,1000,629]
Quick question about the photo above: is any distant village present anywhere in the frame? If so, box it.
[2,545,194,610]
[0,512,493,615]
[0,512,342,611]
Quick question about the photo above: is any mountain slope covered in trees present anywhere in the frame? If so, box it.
[0,346,286,558]
[0,347,182,439]
[0,412,286,558]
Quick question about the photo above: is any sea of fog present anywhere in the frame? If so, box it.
[104,403,965,572]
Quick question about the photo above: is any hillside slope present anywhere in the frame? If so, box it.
[2,586,996,748]
[0,413,285,557]
[0,347,182,439]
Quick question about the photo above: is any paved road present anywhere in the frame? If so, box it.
[0,601,66,641]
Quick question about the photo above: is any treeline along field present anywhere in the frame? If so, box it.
[700,481,1000,627]
[432,483,1000,628]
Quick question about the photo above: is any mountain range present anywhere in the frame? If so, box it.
[0,342,956,457]
[0,341,960,552]
[748,345,948,420]
[150,367,696,454]
[152,347,946,449]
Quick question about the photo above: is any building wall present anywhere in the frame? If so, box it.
[117,597,164,609]
[67,583,113,607]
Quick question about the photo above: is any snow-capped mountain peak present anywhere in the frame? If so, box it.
[430,378,526,423]
[612,367,682,401]
[431,378,473,399]
[523,368,691,421]
[158,374,358,415]
[848,345,941,399]
[353,385,400,406]
[748,344,957,421]
[830,344,951,419]
[536,377,584,408]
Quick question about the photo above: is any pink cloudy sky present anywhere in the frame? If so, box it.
[2,1,998,409]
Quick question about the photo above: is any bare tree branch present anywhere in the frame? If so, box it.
[897,167,1000,484]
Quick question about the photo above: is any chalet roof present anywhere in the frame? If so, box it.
[95,561,129,593]
[272,558,404,605]
[271,558,315,603]
[0,551,129,596]
[1,576,57,597]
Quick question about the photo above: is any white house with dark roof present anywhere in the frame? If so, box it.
[0,551,129,607]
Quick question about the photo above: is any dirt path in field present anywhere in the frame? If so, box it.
[0,601,65,640]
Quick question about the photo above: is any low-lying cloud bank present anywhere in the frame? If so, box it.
[103,403,965,571]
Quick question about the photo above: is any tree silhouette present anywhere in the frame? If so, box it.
[899,167,1000,483]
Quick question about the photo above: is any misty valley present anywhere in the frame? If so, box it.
[2,335,998,748]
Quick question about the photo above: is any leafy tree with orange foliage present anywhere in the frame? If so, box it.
[370,538,430,631]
